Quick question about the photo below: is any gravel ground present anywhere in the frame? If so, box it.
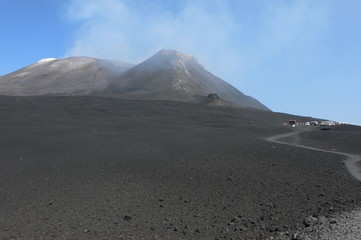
[267,129,361,239]
[301,209,361,240]
[0,96,361,239]
[298,125,361,155]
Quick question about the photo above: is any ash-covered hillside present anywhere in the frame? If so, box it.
[0,50,269,111]
[104,50,269,110]
[0,57,134,96]
[0,95,360,239]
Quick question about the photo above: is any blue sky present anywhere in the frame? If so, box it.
[1,0,360,125]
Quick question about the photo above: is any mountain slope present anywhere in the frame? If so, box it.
[0,50,269,111]
[0,57,134,96]
[105,49,270,111]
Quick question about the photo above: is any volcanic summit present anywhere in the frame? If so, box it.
[0,49,269,111]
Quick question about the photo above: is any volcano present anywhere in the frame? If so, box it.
[104,49,269,110]
[1,51,361,240]
[0,57,134,96]
[0,49,269,111]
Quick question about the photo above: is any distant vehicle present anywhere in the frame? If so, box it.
[289,120,296,127]
[321,121,335,126]
[310,121,319,126]
[305,122,310,126]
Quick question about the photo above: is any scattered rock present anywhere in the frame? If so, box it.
[124,215,132,221]
[303,215,318,227]
[207,93,220,100]
[291,233,302,240]
[227,175,234,182]
[231,216,240,223]
[329,219,337,224]
[317,215,327,224]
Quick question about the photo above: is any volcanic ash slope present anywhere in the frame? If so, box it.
[0,49,269,111]
[0,57,134,96]
[105,49,270,111]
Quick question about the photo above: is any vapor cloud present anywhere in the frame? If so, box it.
[65,0,329,86]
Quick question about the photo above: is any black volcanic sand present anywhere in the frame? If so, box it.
[298,125,361,154]
[1,96,361,239]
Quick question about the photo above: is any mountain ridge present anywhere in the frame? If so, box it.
[0,49,270,111]
[0,57,134,96]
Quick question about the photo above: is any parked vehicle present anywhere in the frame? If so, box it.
[310,121,319,126]
[289,120,296,127]
[320,121,335,126]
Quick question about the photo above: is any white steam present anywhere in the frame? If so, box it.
[64,0,329,86]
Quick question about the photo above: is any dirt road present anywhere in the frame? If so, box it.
[266,129,361,240]
[265,129,361,182]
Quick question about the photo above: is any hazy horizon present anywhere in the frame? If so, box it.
[1,0,360,125]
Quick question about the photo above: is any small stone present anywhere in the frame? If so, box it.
[227,176,234,182]
[330,219,337,224]
[124,215,132,221]
[259,223,266,230]
[239,226,247,232]
[291,233,302,240]
[317,216,327,224]
[303,216,318,227]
